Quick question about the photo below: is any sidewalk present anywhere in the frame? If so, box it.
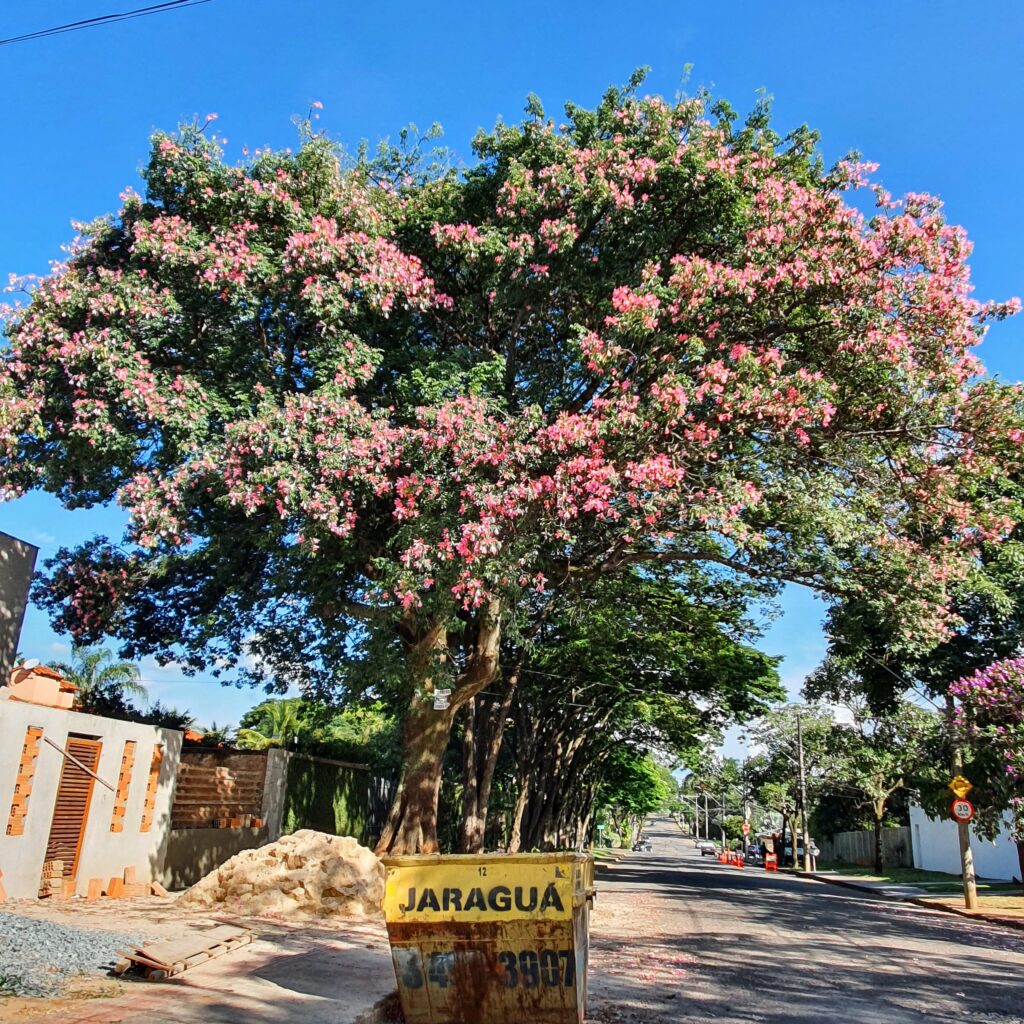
[797,869,1024,932]
[0,914,397,1024]
[795,870,930,899]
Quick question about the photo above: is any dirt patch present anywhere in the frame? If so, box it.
[177,829,385,918]
[0,976,123,1023]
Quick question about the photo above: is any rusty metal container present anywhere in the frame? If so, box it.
[382,852,595,1024]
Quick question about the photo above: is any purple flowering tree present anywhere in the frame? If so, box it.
[950,658,1024,879]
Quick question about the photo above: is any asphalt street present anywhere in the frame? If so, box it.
[587,816,1024,1024]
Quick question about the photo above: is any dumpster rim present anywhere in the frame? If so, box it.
[382,852,595,868]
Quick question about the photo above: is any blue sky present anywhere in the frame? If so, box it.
[1,1,1021,728]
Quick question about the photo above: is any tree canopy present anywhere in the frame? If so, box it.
[4,76,1021,851]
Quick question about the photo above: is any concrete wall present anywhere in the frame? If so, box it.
[909,803,1020,881]
[157,746,290,890]
[262,748,289,841]
[159,824,271,890]
[0,698,182,899]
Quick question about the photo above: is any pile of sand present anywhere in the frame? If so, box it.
[176,829,384,918]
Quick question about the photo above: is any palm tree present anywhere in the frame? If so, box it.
[197,722,234,747]
[49,646,147,707]
[236,699,301,750]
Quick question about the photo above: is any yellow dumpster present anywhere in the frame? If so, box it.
[382,853,595,1024]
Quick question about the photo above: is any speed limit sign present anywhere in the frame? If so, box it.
[951,798,975,823]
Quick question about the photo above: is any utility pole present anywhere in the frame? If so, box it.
[720,791,727,851]
[946,697,978,910]
[704,793,710,842]
[694,791,700,839]
[741,755,751,856]
[743,797,750,855]
[796,711,812,872]
[740,735,751,856]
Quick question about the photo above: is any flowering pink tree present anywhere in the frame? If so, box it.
[2,82,1021,853]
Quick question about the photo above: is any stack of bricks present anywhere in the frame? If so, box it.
[7,726,43,836]
[139,745,163,832]
[39,860,65,899]
[76,869,170,901]
[121,866,148,898]
[110,740,136,833]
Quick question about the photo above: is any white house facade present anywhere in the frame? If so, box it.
[909,803,1020,881]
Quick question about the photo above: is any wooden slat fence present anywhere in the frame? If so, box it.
[818,825,913,867]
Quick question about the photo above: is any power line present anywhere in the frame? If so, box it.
[0,0,212,47]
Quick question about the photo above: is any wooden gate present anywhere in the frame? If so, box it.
[42,736,103,887]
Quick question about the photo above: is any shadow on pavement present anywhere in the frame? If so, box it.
[587,820,1024,1024]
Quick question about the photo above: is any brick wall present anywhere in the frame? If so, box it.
[170,749,268,829]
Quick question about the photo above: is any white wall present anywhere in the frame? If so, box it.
[909,803,1020,881]
[0,699,182,899]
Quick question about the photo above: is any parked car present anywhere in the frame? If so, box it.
[632,839,653,852]
[697,840,718,856]
[783,844,821,861]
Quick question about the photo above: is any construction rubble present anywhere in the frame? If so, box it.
[176,829,385,918]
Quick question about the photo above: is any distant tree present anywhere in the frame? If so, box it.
[749,705,836,865]
[49,645,147,710]
[500,569,781,854]
[822,472,1024,713]
[236,698,302,750]
[136,701,194,731]
[195,721,233,746]
[235,696,399,770]
[78,689,193,730]
[596,749,669,846]
[813,487,1024,871]
[314,702,399,769]
[805,665,940,872]
[720,815,748,846]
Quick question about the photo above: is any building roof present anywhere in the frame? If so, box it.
[8,664,79,691]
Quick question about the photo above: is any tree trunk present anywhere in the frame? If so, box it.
[474,675,518,845]
[375,691,455,855]
[376,601,501,856]
[506,712,538,855]
[507,775,530,854]
[459,674,519,853]
[1016,841,1024,889]
[458,698,481,853]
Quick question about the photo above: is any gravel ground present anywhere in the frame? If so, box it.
[0,909,145,997]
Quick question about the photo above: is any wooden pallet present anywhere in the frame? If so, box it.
[114,925,252,981]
